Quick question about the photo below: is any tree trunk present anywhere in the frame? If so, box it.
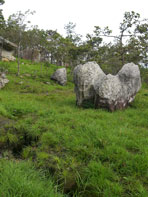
[120,35,124,65]
[0,38,3,61]
[17,41,21,76]
[50,54,53,64]
[0,45,2,61]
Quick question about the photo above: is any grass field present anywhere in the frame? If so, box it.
[0,60,148,197]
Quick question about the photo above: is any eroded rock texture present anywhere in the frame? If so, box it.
[51,68,67,86]
[74,62,141,111]
[73,62,105,106]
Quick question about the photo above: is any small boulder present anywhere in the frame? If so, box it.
[18,81,23,85]
[73,62,105,106]
[45,82,51,85]
[0,73,9,89]
[2,58,9,62]
[51,68,67,86]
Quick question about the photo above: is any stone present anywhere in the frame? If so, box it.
[0,36,17,62]
[118,62,141,94]
[45,82,51,85]
[2,57,9,62]
[18,81,23,85]
[1,52,16,62]
[74,62,141,111]
[0,72,9,89]
[94,63,141,111]
[51,68,67,86]
[73,62,105,106]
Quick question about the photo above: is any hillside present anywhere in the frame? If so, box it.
[0,60,148,197]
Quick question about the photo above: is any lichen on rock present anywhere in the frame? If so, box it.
[74,62,141,111]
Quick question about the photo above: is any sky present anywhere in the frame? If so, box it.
[2,0,148,39]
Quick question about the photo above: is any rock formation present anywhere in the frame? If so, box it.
[74,62,141,111]
[73,62,105,106]
[51,68,67,86]
[0,36,17,61]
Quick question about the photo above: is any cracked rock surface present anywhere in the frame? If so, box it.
[51,68,67,86]
[74,62,141,111]
[73,62,105,106]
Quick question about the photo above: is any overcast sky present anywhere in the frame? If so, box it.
[2,0,148,39]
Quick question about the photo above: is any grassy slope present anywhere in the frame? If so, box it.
[0,60,148,197]
[0,159,63,197]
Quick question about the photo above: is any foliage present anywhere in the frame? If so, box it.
[0,0,4,28]
[1,10,148,73]
[2,10,35,75]
[64,22,82,46]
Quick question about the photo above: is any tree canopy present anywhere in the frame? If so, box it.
[1,9,148,73]
[0,0,5,28]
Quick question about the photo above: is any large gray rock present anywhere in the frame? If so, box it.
[73,62,105,106]
[0,73,9,89]
[94,63,141,111]
[118,62,141,95]
[74,62,141,111]
[51,68,67,86]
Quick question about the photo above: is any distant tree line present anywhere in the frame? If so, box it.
[1,0,148,74]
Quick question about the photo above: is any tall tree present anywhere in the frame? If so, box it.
[136,22,148,65]
[0,0,5,29]
[116,11,140,65]
[6,10,35,75]
[64,22,82,46]
[0,0,5,60]
[90,11,147,73]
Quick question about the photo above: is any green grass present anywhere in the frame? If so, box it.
[0,60,148,196]
[0,159,64,197]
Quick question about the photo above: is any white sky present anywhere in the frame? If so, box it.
[2,0,148,39]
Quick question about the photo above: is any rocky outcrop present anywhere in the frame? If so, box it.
[74,62,141,111]
[0,36,17,62]
[0,73,9,89]
[1,50,16,61]
[51,68,67,86]
[73,62,105,106]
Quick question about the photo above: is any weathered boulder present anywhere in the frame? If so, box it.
[2,57,10,62]
[2,55,16,62]
[94,63,141,111]
[73,62,105,106]
[74,62,141,111]
[118,62,141,95]
[0,36,17,62]
[0,73,9,89]
[51,68,67,86]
